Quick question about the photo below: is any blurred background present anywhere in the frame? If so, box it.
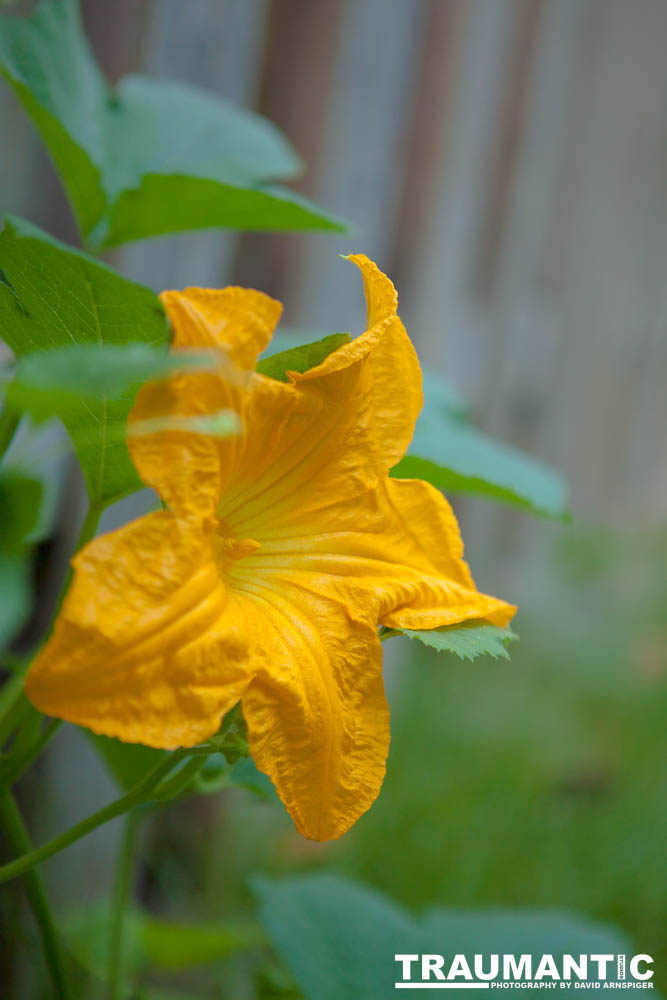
[1,0,666,997]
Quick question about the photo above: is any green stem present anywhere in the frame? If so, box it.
[107,809,141,1000]
[150,754,204,801]
[0,719,61,789]
[0,789,72,999]
[0,748,189,886]
[0,662,31,747]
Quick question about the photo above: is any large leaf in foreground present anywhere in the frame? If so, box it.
[3,342,230,428]
[0,216,167,505]
[0,0,343,244]
[253,874,648,1000]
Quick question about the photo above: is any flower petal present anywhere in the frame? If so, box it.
[25,512,253,748]
[378,478,516,629]
[128,286,282,517]
[213,257,423,538]
[130,258,416,522]
[229,569,389,841]
[213,300,514,631]
[160,286,282,369]
[243,476,514,632]
[293,254,423,469]
[128,371,231,518]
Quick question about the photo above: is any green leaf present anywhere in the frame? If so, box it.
[0,469,40,649]
[104,74,300,197]
[227,757,279,802]
[65,901,143,985]
[134,991,202,1000]
[0,551,30,648]
[257,332,351,382]
[86,733,167,792]
[103,177,344,248]
[0,215,168,506]
[0,1,344,244]
[395,408,568,520]
[0,469,43,550]
[141,916,263,971]
[100,176,344,249]
[65,900,261,981]
[255,341,566,519]
[259,327,330,356]
[4,343,218,424]
[0,0,108,236]
[421,367,469,422]
[253,874,651,1000]
[128,410,240,440]
[85,738,204,804]
[86,733,276,806]
[387,620,517,661]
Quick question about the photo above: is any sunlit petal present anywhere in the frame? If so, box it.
[229,572,389,841]
[128,286,282,516]
[160,286,282,369]
[26,513,253,747]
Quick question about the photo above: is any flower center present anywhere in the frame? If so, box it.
[221,536,261,560]
[214,521,260,575]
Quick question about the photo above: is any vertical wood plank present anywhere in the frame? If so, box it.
[117,0,270,292]
[286,0,431,334]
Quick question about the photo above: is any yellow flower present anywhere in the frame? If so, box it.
[26,255,515,841]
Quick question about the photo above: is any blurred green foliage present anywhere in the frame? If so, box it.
[0,0,343,245]
[254,873,645,1000]
[176,525,664,997]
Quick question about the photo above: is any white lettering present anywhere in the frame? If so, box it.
[630,956,653,981]
[535,955,561,981]
[563,956,588,981]
[590,956,614,980]
[504,955,533,981]
[448,955,473,980]
[422,954,446,981]
[395,954,419,980]
[475,954,500,980]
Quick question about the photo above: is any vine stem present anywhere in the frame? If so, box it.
[107,809,141,1000]
[0,749,189,886]
[1,718,62,789]
[0,789,72,1000]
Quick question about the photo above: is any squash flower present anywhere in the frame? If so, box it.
[26,255,515,841]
